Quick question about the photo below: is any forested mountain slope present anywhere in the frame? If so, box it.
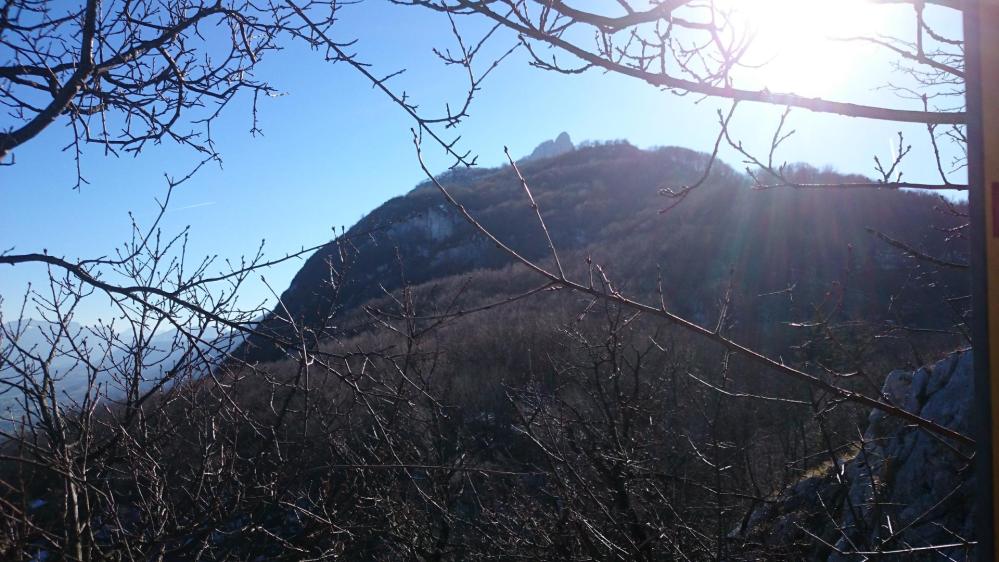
[215,139,973,559]
[3,140,972,561]
[240,140,967,365]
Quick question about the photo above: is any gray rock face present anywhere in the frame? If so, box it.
[425,206,455,241]
[519,132,574,163]
[733,350,975,561]
[386,205,456,243]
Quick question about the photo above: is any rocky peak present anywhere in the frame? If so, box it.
[519,132,574,163]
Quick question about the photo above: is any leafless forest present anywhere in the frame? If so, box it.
[0,0,979,560]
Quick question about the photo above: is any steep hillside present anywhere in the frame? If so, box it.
[239,139,967,364]
[3,140,973,561]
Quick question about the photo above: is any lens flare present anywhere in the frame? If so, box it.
[718,0,886,97]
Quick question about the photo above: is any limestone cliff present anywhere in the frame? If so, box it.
[732,351,975,561]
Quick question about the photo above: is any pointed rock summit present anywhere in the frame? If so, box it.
[519,132,574,163]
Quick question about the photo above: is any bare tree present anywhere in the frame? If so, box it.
[399,0,968,190]
[0,0,980,560]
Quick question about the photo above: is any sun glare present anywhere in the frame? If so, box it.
[719,0,887,97]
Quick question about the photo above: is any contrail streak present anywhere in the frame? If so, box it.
[170,201,216,212]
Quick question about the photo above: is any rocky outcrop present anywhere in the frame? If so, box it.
[519,132,574,163]
[732,350,976,561]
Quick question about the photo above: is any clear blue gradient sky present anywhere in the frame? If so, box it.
[0,1,965,324]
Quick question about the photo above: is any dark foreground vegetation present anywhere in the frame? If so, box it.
[1,143,973,560]
[0,0,977,556]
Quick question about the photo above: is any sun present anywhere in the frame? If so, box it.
[717,0,887,97]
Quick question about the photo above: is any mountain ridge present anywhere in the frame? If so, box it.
[238,140,967,365]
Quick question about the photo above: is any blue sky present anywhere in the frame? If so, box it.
[0,1,965,324]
